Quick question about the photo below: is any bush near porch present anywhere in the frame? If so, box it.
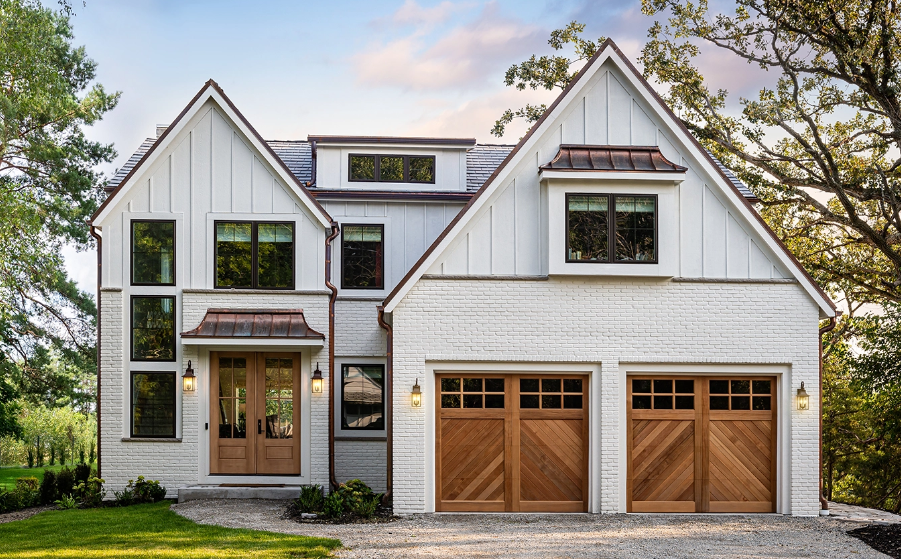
[0,501,340,558]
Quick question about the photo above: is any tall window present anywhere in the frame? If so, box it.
[342,365,384,430]
[131,296,175,361]
[215,222,294,289]
[342,225,383,289]
[349,154,435,184]
[131,372,176,438]
[566,194,656,263]
[132,221,175,285]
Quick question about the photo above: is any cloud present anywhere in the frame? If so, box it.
[352,2,545,91]
[390,0,472,30]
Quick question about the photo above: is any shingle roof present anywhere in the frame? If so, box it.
[105,138,756,201]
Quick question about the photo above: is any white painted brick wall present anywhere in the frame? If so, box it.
[335,440,388,491]
[391,277,821,516]
[335,298,386,357]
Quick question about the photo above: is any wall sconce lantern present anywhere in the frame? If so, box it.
[411,378,422,408]
[182,360,197,393]
[797,382,809,411]
[311,363,324,394]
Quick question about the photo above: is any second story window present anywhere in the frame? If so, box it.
[349,154,435,184]
[342,225,383,289]
[567,194,657,263]
[132,296,175,361]
[132,220,175,285]
[215,222,294,289]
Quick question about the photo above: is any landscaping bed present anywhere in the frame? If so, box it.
[284,499,398,525]
[285,480,398,525]
[849,524,901,559]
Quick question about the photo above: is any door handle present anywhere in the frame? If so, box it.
[258,419,262,435]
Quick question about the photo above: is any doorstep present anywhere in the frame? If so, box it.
[177,484,303,503]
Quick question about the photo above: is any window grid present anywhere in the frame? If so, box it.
[214,221,295,290]
[631,378,695,410]
[348,154,436,184]
[440,377,505,409]
[519,377,583,410]
[709,379,772,411]
[566,193,658,264]
[131,371,176,438]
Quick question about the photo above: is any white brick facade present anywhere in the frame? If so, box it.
[335,440,387,492]
[390,277,821,515]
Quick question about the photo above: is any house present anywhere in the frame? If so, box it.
[90,40,835,516]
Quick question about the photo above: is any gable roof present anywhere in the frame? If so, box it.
[382,39,836,317]
[91,80,332,228]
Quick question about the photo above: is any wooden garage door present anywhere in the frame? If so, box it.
[627,376,776,513]
[437,374,589,512]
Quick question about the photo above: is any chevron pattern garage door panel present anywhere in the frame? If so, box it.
[520,419,584,504]
[631,420,695,510]
[709,420,773,512]
[439,418,505,507]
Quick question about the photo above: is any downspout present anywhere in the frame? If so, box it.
[377,306,392,503]
[325,221,339,491]
[819,314,838,515]
[309,140,317,188]
[89,225,102,479]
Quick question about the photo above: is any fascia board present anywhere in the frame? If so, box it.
[382,49,616,313]
[317,142,471,151]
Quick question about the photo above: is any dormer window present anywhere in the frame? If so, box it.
[566,194,657,263]
[349,154,435,184]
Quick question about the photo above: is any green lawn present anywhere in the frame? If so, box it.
[0,501,340,558]
[0,464,91,490]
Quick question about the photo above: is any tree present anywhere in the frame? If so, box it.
[639,0,901,305]
[491,22,604,138]
[0,0,118,411]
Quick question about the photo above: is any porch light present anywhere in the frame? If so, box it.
[311,363,323,393]
[411,378,422,408]
[797,382,809,411]
[182,360,197,392]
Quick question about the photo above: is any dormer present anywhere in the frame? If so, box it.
[309,136,475,192]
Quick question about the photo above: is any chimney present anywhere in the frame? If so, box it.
[156,124,168,137]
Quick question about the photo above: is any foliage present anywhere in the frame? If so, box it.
[73,476,104,508]
[321,491,343,519]
[113,487,134,507]
[296,484,324,513]
[335,479,381,519]
[55,467,74,499]
[73,462,90,485]
[14,476,38,507]
[40,469,58,505]
[0,501,339,558]
[53,493,77,510]
[492,22,604,137]
[17,404,96,468]
[124,476,167,504]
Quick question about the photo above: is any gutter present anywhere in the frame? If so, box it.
[819,314,839,515]
[325,222,339,491]
[377,306,392,503]
[89,225,102,479]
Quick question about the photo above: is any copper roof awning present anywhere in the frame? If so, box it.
[181,309,324,346]
[540,145,687,173]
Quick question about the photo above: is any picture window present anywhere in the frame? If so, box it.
[215,222,294,289]
[131,372,175,438]
[132,220,175,285]
[349,154,435,184]
[567,194,656,263]
[341,365,385,431]
[131,296,175,361]
[342,225,384,289]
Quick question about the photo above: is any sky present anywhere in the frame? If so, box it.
[60,0,763,295]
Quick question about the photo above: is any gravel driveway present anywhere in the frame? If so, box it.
[171,499,889,558]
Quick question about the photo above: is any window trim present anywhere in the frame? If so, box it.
[340,223,385,290]
[130,219,176,287]
[340,363,386,431]
[348,154,436,184]
[130,371,177,439]
[130,295,177,362]
[213,220,296,290]
[565,193,658,264]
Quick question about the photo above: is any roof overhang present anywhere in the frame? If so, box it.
[308,135,475,150]
[180,308,324,346]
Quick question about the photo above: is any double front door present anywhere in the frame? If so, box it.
[210,352,300,475]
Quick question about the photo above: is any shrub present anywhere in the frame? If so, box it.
[56,467,75,498]
[75,476,105,508]
[296,484,324,513]
[126,476,167,503]
[74,463,91,485]
[88,442,95,464]
[78,448,86,464]
[336,479,372,509]
[15,477,39,508]
[0,489,21,513]
[54,494,78,510]
[322,491,343,519]
[113,487,135,507]
[40,470,58,505]
[350,495,379,518]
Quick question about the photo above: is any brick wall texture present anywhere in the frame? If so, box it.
[390,277,821,516]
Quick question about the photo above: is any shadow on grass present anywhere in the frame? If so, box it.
[0,501,339,559]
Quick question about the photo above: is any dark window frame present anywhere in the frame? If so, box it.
[130,371,177,438]
[130,295,177,362]
[213,220,296,290]
[565,193,658,264]
[341,223,385,290]
[348,154,436,184]
[340,363,386,432]
[131,219,176,286]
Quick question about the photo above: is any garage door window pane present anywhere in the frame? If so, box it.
[709,380,729,394]
[563,379,582,393]
[653,379,672,393]
[675,380,694,393]
[563,395,583,409]
[520,379,539,393]
[542,395,561,408]
[632,395,652,409]
[731,380,751,394]
[441,394,461,408]
[675,395,694,409]
[463,378,483,392]
[710,396,729,410]
[654,395,673,409]
[485,378,504,392]
[463,394,482,408]
[632,379,651,393]
[485,394,504,408]
[520,394,539,408]
[542,379,561,392]
[441,378,460,392]
[753,380,772,394]
[753,396,772,410]
[731,396,751,410]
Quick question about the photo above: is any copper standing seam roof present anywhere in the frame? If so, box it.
[539,145,688,173]
[180,309,324,339]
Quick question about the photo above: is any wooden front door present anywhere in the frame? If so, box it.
[210,352,300,475]
[436,374,589,512]
[627,376,776,513]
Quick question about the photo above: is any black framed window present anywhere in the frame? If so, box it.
[131,372,176,438]
[349,154,435,184]
[131,296,175,361]
[341,364,384,430]
[132,220,175,285]
[215,222,294,289]
[342,224,383,289]
[566,194,657,263]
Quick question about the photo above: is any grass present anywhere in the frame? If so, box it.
[0,501,340,558]
[0,464,93,490]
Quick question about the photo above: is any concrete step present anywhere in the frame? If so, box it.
[177,484,303,503]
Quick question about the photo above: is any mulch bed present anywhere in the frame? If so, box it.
[848,524,901,558]
[284,501,399,524]
[0,505,54,524]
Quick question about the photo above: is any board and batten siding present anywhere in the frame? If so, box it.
[426,62,789,280]
[96,100,326,290]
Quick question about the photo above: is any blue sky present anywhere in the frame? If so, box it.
[62,0,758,293]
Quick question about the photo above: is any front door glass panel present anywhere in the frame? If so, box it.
[265,358,294,439]
[217,357,247,439]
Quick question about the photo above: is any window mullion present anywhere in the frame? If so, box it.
[252,222,259,289]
